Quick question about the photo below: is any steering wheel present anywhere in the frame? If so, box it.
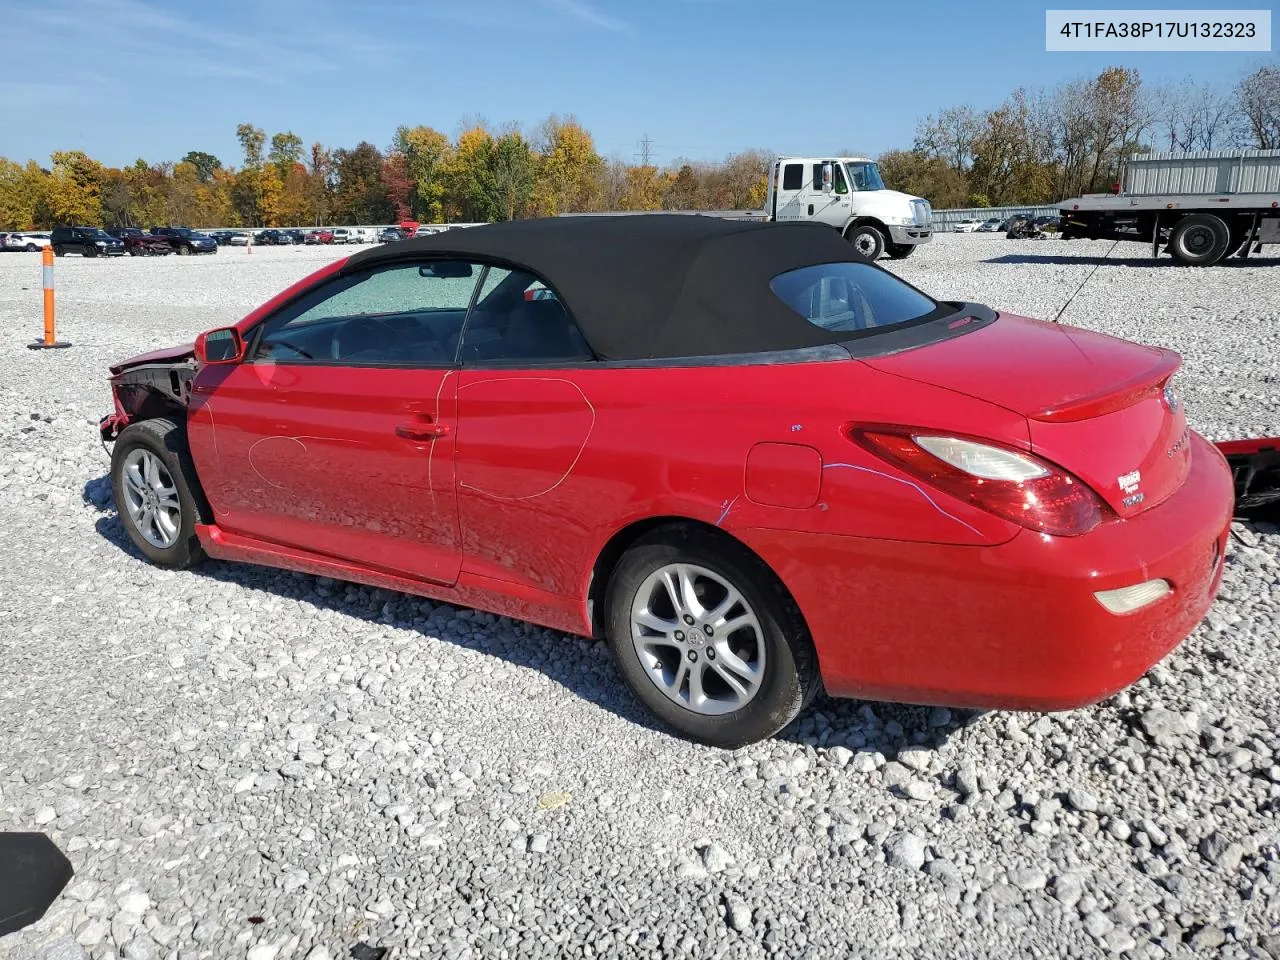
[330,315,401,361]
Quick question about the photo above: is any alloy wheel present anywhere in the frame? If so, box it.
[120,448,182,549]
[629,563,766,716]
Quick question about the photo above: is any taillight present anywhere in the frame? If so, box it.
[850,428,1107,537]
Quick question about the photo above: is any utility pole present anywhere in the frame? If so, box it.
[635,133,654,166]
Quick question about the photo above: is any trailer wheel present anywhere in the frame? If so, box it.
[845,223,885,260]
[1168,214,1230,266]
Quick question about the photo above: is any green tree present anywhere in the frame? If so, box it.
[46,150,104,225]
[333,142,392,223]
[393,125,451,222]
[269,132,304,175]
[236,123,266,169]
[0,158,47,229]
[181,151,222,184]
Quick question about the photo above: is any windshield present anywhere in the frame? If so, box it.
[85,229,114,239]
[844,162,886,192]
[769,261,937,334]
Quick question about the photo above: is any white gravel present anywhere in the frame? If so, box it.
[0,236,1278,960]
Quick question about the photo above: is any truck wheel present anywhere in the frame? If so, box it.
[885,242,916,260]
[846,223,886,260]
[1168,214,1230,266]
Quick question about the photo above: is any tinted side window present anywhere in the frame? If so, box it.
[769,262,938,334]
[253,261,481,366]
[782,164,802,191]
[460,268,592,365]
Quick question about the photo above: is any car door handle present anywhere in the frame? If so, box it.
[395,422,449,440]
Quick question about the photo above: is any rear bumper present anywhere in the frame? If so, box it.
[888,224,932,245]
[740,432,1233,711]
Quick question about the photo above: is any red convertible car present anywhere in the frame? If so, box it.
[100,216,1235,747]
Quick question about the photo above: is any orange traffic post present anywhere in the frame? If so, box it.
[28,245,71,350]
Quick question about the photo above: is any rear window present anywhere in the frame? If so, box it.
[769,261,937,334]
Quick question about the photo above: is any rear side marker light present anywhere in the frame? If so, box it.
[1094,579,1172,614]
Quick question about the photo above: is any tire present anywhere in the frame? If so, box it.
[24,243,38,252]
[604,525,820,748]
[1168,214,1230,266]
[53,245,64,257]
[885,242,916,260]
[110,418,207,569]
[845,222,886,260]
[177,244,190,256]
[83,245,96,258]
[128,247,139,256]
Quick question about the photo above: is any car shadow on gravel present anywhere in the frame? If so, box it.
[83,474,980,754]
[985,253,1280,268]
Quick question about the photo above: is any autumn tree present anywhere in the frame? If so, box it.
[0,158,47,229]
[393,125,451,222]
[333,142,392,223]
[45,151,104,225]
[529,115,602,216]
[877,150,969,208]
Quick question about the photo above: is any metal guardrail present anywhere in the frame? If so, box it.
[929,206,1060,232]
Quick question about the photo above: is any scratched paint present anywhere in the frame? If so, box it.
[822,462,983,537]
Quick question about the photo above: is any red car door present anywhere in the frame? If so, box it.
[450,267,600,592]
[188,259,484,586]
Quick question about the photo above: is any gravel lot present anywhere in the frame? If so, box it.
[1,236,1278,960]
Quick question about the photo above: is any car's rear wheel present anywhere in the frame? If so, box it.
[52,245,64,257]
[605,526,820,748]
[25,243,38,252]
[845,222,886,260]
[177,244,190,256]
[110,419,206,569]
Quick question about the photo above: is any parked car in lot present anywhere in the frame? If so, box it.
[205,231,238,246]
[976,218,1004,233]
[951,218,985,233]
[99,215,1233,747]
[1033,215,1062,232]
[106,227,172,256]
[51,226,125,257]
[377,226,406,243]
[2,232,50,251]
[305,229,334,245]
[332,228,354,244]
[254,229,287,245]
[284,229,307,245]
[150,227,217,255]
[227,232,250,246]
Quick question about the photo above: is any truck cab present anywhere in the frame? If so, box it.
[767,157,933,260]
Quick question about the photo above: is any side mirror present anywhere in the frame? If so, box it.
[821,162,833,194]
[0,833,74,936]
[194,327,244,365]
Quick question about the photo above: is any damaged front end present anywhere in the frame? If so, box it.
[99,343,197,442]
[1216,438,1280,517]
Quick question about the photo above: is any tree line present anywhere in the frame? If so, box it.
[883,63,1279,208]
[0,64,1276,230]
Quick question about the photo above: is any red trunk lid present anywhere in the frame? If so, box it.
[864,314,1189,517]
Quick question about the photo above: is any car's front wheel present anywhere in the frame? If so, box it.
[110,419,206,569]
[605,526,820,748]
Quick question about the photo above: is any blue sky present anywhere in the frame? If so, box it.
[0,0,1272,168]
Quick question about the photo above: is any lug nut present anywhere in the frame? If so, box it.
[703,624,713,636]
[683,615,695,625]
[674,631,684,641]
[706,647,716,660]
[687,650,697,662]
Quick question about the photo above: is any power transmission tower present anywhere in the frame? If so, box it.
[635,134,654,166]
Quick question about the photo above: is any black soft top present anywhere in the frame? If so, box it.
[343,215,944,361]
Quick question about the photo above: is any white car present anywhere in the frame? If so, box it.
[950,219,985,233]
[227,233,250,246]
[4,232,50,251]
[331,228,353,244]
[976,218,1005,233]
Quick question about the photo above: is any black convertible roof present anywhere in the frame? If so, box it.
[343,215,921,361]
